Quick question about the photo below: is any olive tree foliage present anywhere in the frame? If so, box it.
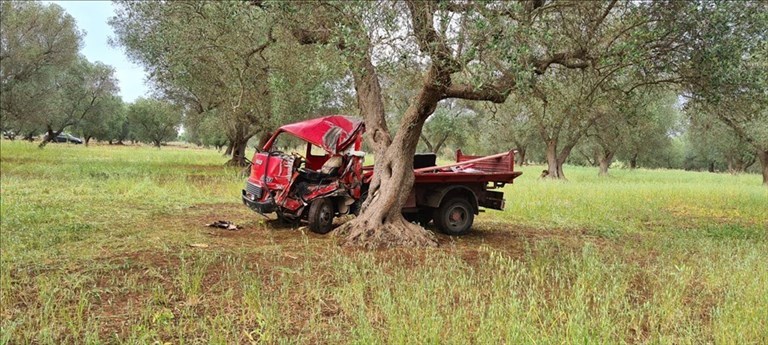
[581,87,681,175]
[381,72,475,155]
[75,95,125,146]
[617,90,682,169]
[110,1,347,165]
[110,1,271,165]
[37,58,119,147]
[126,98,182,148]
[264,0,695,247]
[682,1,768,185]
[186,111,229,151]
[518,68,610,179]
[418,100,476,155]
[0,1,81,138]
[685,111,756,174]
[477,98,541,165]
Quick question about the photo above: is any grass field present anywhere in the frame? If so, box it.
[1,140,766,344]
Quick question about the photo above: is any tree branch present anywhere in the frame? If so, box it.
[534,49,590,74]
[443,82,511,103]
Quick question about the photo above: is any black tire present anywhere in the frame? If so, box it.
[308,198,334,234]
[433,198,474,235]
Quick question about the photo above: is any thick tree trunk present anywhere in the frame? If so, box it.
[85,136,92,147]
[758,150,768,186]
[516,147,527,166]
[629,152,638,169]
[333,55,438,248]
[708,162,715,173]
[545,140,566,179]
[257,132,272,151]
[38,128,62,148]
[598,151,614,177]
[226,138,249,167]
[223,141,233,157]
[153,139,162,148]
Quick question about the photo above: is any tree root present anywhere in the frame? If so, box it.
[334,216,438,249]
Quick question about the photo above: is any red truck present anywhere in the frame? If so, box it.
[242,115,522,235]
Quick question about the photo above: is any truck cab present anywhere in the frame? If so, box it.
[242,116,365,233]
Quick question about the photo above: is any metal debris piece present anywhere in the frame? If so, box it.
[206,220,241,231]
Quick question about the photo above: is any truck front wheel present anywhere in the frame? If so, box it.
[433,198,474,235]
[308,198,334,234]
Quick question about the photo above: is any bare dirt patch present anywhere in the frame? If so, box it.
[175,202,618,260]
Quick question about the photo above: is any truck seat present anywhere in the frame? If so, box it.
[413,153,437,169]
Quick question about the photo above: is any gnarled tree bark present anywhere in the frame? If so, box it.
[334,47,439,248]
[598,150,614,177]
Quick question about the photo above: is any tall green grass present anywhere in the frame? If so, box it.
[1,140,766,343]
[503,164,766,238]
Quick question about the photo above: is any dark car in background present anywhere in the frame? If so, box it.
[45,133,83,144]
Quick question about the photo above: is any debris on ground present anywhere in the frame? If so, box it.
[206,220,240,231]
[188,243,209,248]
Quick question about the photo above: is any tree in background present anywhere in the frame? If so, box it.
[520,68,604,179]
[478,100,540,165]
[614,91,682,170]
[419,100,475,154]
[582,88,682,176]
[37,58,119,147]
[100,101,131,145]
[0,1,81,138]
[110,1,347,165]
[186,110,229,151]
[110,1,272,165]
[75,95,125,146]
[685,112,756,174]
[683,1,768,185]
[126,98,182,148]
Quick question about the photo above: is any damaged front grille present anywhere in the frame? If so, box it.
[245,181,263,199]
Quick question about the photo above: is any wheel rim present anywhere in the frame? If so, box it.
[446,204,469,230]
[319,204,332,224]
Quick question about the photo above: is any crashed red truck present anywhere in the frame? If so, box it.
[242,115,522,235]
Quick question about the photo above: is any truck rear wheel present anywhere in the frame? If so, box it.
[433,198,474,235]
[308,198,334,234]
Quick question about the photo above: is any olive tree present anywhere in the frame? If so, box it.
[683,1,768,185]
[0,1,81,137]
[126,98,182,148]
[268,0,694,247]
